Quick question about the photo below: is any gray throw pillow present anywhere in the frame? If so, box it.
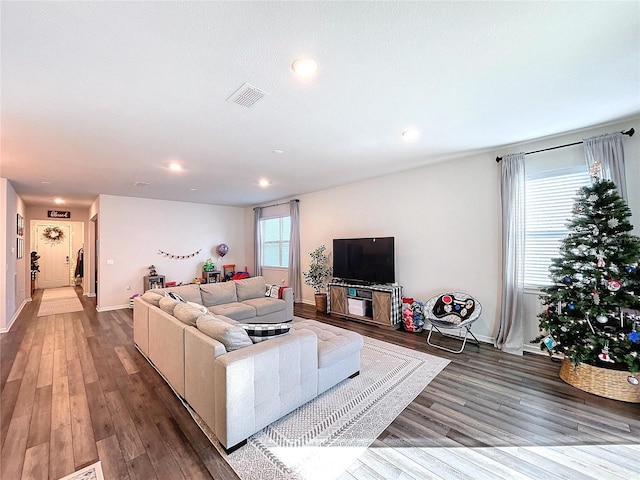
[141,291,163,307]
[196,315,253,351]
[159,297,180,315]
[174,302,208,327]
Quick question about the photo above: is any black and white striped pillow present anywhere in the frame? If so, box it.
[238,322,292,343]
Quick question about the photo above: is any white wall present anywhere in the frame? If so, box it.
[96,194,245,310]
[1,179,27,332]
[246,117,639,348]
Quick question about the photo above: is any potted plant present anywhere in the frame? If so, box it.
[303,245,333,312]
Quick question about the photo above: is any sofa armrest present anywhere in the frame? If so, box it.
[133,297,150,355]
[213,329,318,449]
[282,287,294,321]
[148,308,189,397]
[184,327,227,432]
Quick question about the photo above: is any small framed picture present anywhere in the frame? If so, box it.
[17,238,24,259]
[17,213,24,236]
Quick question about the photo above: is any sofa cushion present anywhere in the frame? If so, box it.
[208,302,256,321]
[141,291,163,307]
[238,322,292,343]
[235,276,266,302]
[159,297,180,315]
[196,315,252,351]
[152,284,202,304]
[174,302,208,327]
[242,297,285,316]
[200,282,238,307]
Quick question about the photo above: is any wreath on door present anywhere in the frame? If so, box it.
[42,226,65,244]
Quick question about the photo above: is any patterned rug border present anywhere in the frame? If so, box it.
[56,461,104,480]
[172,322,449,480]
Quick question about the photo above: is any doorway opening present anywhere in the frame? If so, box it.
[31,219,85,291]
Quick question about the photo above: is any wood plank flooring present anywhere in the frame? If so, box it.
[2,289,639,479]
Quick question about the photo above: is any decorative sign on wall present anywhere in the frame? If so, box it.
[48,210,71,219]
[158,248,202,259]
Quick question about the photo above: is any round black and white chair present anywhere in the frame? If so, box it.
[423,292,481,353]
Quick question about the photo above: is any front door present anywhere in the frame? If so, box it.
[35,223,72,289]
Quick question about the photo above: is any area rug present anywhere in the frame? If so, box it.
[38,287,83,316]
[57,461,104,480]
[185,331,449,480]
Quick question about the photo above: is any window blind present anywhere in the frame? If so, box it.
[524,167,591,287]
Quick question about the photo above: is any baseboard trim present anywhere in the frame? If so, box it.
[1,299,31,333]
[96,304,128,312]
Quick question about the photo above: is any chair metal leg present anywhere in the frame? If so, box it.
[426,323,480,354]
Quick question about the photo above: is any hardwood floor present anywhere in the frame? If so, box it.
[2,290,639,479]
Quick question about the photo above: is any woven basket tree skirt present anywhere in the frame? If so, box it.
[559,358,640,403]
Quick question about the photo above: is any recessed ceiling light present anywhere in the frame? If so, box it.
[133,181,150,187]
[292,58,318,78]
[54,198,64,205]
[259,179,270,188]
[41,181,52,185]
[169,162,182,171]
[273,149,284,155]
[402,129,420,141]
[189,188,197,191]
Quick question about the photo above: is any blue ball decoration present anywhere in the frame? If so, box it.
[562,276,573,284]
[625,265,637,274]
[568,303,576,311]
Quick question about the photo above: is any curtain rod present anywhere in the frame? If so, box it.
[495,128,635,163]
[253,199,299,211]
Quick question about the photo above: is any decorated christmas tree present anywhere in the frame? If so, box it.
[535,177,640,385]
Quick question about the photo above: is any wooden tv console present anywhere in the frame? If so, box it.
[327,281,403,328]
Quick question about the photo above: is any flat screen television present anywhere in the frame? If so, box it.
[332,237,395,285]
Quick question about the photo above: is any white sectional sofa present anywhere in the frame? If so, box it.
[133,276,363,452]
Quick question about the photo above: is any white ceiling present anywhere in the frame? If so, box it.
[2,1,639,208]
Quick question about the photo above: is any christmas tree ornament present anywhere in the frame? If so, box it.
[625,265,637,274]
[598,343,615,363]
[596,251,606,268]
[568,302,576,311]
[629,331,640,343]
[628,375,639,386]
[562,276,573,285]
[591,290,600,305]
[607,218,620,228]
[588,194,598,203]
[578,244,589,252]
[596,315,608,324]
[607,279,622,292]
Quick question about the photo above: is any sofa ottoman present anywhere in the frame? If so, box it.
[292,319,364,393]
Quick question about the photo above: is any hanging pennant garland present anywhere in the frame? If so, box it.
[158,248,202,259]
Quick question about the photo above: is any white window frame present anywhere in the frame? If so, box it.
[524,165,591,289]
[260,216,290,268]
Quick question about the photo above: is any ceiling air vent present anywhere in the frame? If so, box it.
[226,83,269,108]
[133,181,150,187]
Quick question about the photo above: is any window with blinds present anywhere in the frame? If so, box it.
[524,166,591,287]
[260,216,291,268]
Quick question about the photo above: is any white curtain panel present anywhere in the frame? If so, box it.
[495,152,525,355]
[253,207,262,277]
[583,132,628,201]
[288,200,302,302]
